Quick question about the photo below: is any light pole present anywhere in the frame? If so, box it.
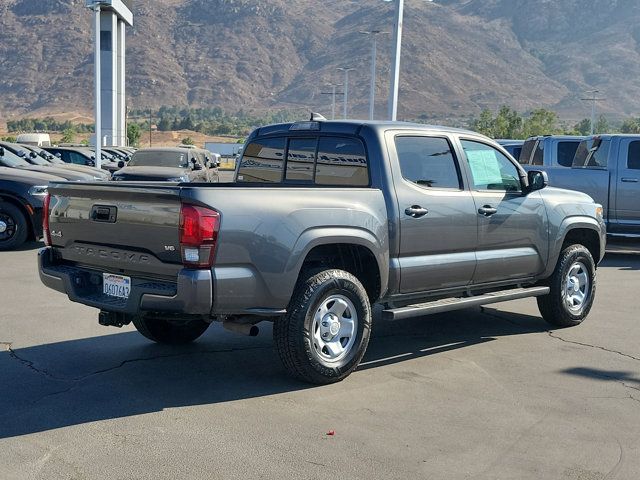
[388,0,405,121]
[336,67,355,119]
[320,84,343,120]
[88,1,103,169]
[360,30,389,120]
[581,90,606,135]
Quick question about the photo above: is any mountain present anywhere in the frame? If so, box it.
[0,0,638,123]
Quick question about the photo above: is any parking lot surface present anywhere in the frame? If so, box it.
[1,246,639,479]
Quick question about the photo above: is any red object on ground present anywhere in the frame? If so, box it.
[327,430,335,436]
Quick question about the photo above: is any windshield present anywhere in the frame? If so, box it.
[129,150,189,167]
[0,149,30,167]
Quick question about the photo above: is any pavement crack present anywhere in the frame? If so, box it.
[547,331,640,362]
[2,341,71,382]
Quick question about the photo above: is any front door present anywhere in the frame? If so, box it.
[615,139,640,234]
[459,139,549,284]
[389,133,479,294]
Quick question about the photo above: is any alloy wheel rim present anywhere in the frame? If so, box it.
[0,214,16,241]
[564,261,590,313]
[311,294,358,363]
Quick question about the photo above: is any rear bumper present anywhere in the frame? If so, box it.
[38,247,212,315]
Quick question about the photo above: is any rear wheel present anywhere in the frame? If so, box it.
[274,269,372,384]
[131,315,210,344]
[0,203,29,251]
[537,244,596,328]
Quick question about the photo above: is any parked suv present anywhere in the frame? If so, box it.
[518,135,586,168]
[112,147,219,182]
[39,120,605,384]
[0,167,65,250]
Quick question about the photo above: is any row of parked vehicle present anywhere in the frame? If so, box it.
[0,140,224,250]
[497,134,640,238]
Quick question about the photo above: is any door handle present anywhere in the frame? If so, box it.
[478,205,498,217]
[405,205,429,218]
[621,178,639,183]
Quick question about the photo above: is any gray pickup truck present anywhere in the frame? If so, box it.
[38,120,606,384]
[520,135,640,238]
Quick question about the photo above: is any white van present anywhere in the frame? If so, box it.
[16,133,51,147]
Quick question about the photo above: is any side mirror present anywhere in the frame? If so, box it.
[192,162,203,171]
[527,170,548,192]
[88,160,95,167]
[30,151,37,158]
[117,160,125,168]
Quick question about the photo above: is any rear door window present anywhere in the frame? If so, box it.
[573,139,610,168]
[315,137,368,186]
[557,141,580,167]
[628,141,640,170]
[237,137,286,183]
[395,136,461,189]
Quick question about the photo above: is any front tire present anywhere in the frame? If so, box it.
[131,315,210,344]
[274,269,372,385]
[537,244,596,328]
[0,203,29,251]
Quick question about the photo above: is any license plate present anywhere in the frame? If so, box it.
[103,274,131,299]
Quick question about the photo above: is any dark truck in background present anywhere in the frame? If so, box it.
[519,135,640,238]
[39,120,606,384]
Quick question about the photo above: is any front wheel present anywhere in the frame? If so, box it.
[537,244,596,328]
[131,315,210,344]
[274,269,372,385]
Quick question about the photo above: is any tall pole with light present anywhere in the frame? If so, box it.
[360,30,389,120]
[581,89,606,135]
[88,1,104,169]
[388,0,405,121]
[336,67,355,119]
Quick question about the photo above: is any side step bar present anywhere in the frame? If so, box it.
[382,286,550,321]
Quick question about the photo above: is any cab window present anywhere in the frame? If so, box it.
[395,136,461,189]
[237,137,286,183]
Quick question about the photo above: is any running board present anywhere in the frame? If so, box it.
[382,286,550,321]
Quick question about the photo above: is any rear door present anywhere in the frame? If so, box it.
[614,139,640,234]
[459,139,548,284]
[387,132,478,293]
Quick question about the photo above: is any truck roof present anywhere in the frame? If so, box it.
[252,120,478,138]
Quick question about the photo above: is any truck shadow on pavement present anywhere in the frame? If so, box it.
[0,306,550,439]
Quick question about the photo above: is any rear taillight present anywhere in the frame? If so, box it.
[43,193,52,246]
[179,204,220,268]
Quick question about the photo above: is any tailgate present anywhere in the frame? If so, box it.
[48,182,183,278]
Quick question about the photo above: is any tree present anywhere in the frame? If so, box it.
[574,118,592,135]
[181,137,195,146]
[522,109,561,137]
[59,127,76,144]
[127,123,142,147]
[1,136,17,143]
[493,106,523,139]
[471,109,495,137]
[157,116,171,132]
[621,117,640,134]
[594,115,610,134]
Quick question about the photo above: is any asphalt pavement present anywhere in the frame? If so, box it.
[1,246,639,479]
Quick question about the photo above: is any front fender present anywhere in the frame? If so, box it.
[542,215,606,278]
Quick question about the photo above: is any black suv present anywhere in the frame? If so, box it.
[0,167,65,250]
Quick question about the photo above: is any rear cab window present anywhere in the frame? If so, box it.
[518,139,537,165]
[237,135,369,186]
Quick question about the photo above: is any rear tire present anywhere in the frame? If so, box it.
[274,269,372,385]
[131,315,210,344]
[537,244,596,328]
[0,203,29,251]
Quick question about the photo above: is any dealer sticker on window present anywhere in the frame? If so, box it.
[103,273,131,299]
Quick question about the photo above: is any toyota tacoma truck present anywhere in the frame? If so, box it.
[38,119,606,384]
